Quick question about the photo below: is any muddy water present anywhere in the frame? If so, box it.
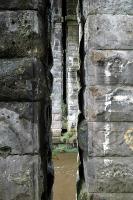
[53,153,77,200]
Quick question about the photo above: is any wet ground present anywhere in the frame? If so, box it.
[53,153,77,200]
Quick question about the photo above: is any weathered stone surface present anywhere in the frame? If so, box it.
[85,86,133,122]
[83,0,133,19]
[51,21,62,137]
[85,50,133,86]
[80,0,133,198]
[0,0,45,10]
[85,15,133,51]
[0,102,40,155]
[0,11,44,58]
[51,0,62,22]
[0,155,43,200]
[87,193,133,200]
[66,0,78,15]
[0,0,53,199]
[78,120,88,152]
[85,157,133,193]
[66,20,79,132]
[87,122,133,156]
[0,58,49,101]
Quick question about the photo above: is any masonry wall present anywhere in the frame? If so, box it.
[51,0,63,141]
[51,0,79,139]
[78,0,133,199]
[66,0,79,133]
[0,1,53,199]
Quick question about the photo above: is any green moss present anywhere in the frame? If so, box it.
[77,181,90,200]
[19,0,28,7]
[62,103,68,129]
[52,144,77,155]
[78,192,89,200]
[60,130,77,144]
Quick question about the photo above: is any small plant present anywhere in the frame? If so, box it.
[62,103,68,129]
[52,144,77,154]
[78,192,89,200]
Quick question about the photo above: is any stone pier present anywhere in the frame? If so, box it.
[66,0,79,133]
[51,0,63,141]
[78,0,133,199]
[0,1,53,199]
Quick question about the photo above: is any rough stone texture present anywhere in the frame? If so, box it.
[83,0,133,19]
[78,0,133,198]
[51,0,79,138]
[66,0,78,16]
[0,1,53,199]
[51,0,62,138]
[87,193,133,200]
[0,58,50,101]
[85,86,133,122]
[0,0,45,10]
[66,1,79,132]
[0,102,40,155]
[0,155,42,200]
[85,157,133,193]
[85,15,133,51]
[0,11,45,59]
[87,122,133,157]
[85,50,133,86]
[51,0,62,22]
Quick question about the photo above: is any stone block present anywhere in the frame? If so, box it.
[85,157,133,193]
[51,0,62,22]
[85,50,133,86]
[0,102,40,155]
[87,193,133,200]
[66,0,77,16]
[0,11,45,58]
[87,122,133,156]
[83,0,133,19]
[85,15,133,50]
[85,85,133,122]
[0,58,49,101]
[0,0,45,10]
[0,155,43,200]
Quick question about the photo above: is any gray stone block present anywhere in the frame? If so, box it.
[0,58,49,101]
[0,0,45,10]
[0,102,40,155]
[51,0,62,22]
[87,193,133,200]
[0,155,43,200]
[83,0,133,19]
[85,50,133,86]
[85,86,133,122]
[85,157,133,193]
[0,11,44,58]
[87,122,133,156]
[85,15,133,50]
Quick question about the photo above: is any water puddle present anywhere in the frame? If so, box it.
[53,153,77,200]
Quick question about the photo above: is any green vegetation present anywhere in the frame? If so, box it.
[52,144,77,156]
[60,131,77,144]
[78,192,89,200]
[77,181,90,200]
[62,103,68,129]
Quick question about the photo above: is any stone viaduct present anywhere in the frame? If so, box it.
[0,0,133,200]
